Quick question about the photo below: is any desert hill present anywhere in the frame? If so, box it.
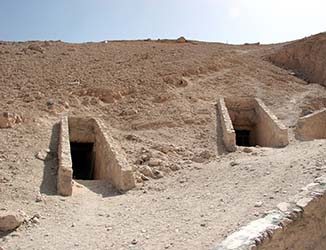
[0,35,326,250]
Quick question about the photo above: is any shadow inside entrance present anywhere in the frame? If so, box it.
[74,180,121,198]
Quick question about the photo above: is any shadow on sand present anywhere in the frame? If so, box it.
[73,180,121,198]
[39,122,60,195]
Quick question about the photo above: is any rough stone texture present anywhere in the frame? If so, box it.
[213,175,326,250]
[269,32,326,87]
[217,97,288,151]
[216,98,236,152]
[68,117,95,143]
[254,98,289,147]
[0,112,22,128]
[295,108,326,140]
[57,116,135,195]
[0,211,24,232]
[93,118,135,191]
[57,115,73,196]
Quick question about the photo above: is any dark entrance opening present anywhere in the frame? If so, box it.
[235,130,251,146]
[70,142,94,180]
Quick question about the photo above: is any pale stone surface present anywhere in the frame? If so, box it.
[217,98,236,152]
[57,115,73,196]
[276,202,291,212]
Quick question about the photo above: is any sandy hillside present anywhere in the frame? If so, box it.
[269,32,326,87]
[0,35,326,250]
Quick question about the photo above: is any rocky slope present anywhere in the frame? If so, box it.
[0,36,326,250]
[269,32,326,87]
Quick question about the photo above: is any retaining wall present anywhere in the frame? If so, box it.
[295,109,326,140]
[214,176,326,250]
[217,98,236,152]
[57,116,73,196]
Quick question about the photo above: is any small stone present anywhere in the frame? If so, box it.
[243,147,252,153]
[33,213,41,219]
[179,179,186,184]
[125,134,139,141]
[153,169,164,179]
[46,99,55,110]
[169,164,180,171]
[230,161,238,166]
[31,217,39,224]
[35,194,45,202]
[35,151,47,161]
[148,158,162,167]
[131,239,138,245]
[139,166,154,178]
[200,223,206,227]
[140,174,150,181]
[254,201,263,207]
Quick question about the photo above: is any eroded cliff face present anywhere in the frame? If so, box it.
[269,32,326,87]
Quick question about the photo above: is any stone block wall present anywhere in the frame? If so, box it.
[295,109,326,140]
[57,116,135,196]
[216,98,236,152]
[255,99,289,147]
[213,176,326,250]
[93,119,135,191]
[57,116,73,196]
[217,97,288,151]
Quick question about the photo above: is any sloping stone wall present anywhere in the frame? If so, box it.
[295,108,326,140]
[57,116,73,196]
[216,98,236,152]
[57,116,135,196]
[213,176,326,250]
[217,97,288,151]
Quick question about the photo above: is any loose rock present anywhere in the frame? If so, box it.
[0,112,22,128]
[0,211,24,232]
[139,166,154,178]
[148,158,162,167]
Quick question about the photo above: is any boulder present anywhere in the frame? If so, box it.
[0,211,24,232]
[176,36,187,43]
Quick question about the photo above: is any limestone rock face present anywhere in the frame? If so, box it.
[0,211,24,232]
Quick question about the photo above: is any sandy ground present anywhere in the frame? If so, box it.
[0,37,326,250]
